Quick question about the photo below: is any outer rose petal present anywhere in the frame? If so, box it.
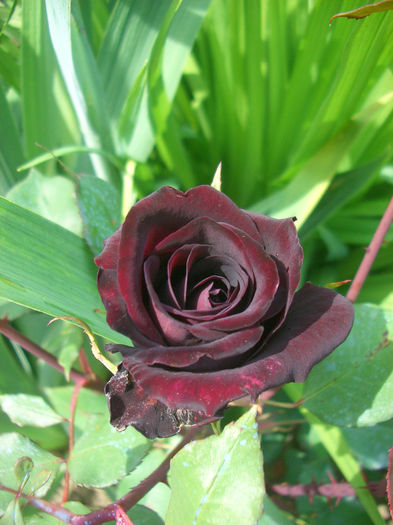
[245,212,303,308]
[118,186,260,343]
[105,367,217,439]
[122,284,354,425]
[106,325,264,368]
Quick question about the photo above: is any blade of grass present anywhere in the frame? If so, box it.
[21,0,79,168]
[45,0,117,185]
[0,84,24,193]
[0,197,127,344]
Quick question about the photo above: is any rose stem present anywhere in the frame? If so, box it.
[0,485,75,522]
[61,377,89,504]
[0,319,88,383]
[346,195,393,303]
[70,426,200,525]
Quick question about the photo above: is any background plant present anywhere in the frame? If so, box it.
[0,0,392,523]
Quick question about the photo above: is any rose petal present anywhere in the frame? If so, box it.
[94,227,122,269]
[152,217,279,335]
[118,186,260,342]
[123,284,354,417]
[107,325,264,368]
[97,269,154,346]
[105,366,216,439]
[245,213,303,308]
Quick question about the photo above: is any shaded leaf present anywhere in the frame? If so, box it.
[166,407,264,525]
[76,175,121,256]
[342,419,393,470]
[128,505,164,525]
[258,495,296,525]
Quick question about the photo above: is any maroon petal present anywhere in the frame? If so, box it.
[245,213,303,308]
[94,226,122,270]
[152,217,279,335]
[117,186,260,342]
[96,269,154,346]
[107,325,264,368]
[105,367,216,439]
[123,284,354,418]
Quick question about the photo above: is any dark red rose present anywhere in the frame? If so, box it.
[95,185,354,438]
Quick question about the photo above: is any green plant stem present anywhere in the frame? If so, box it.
[346,195,393,302]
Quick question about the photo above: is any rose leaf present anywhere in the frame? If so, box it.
[304,304,393,427]
[0,433,60,515]
[166,407,264,525]
[0,394,64,428]
[257,495,296,525]
[68,414,151,488]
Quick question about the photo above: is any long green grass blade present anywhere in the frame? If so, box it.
[0,197,127,344]
[21,0,79,165]
[0,85,24,193]
[45,0,117,184]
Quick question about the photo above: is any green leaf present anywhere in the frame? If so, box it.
[6,170,82,235]
[285,384,386,525]
[76,175,121,255]
[44,0,116,184]
[0,336,37,396]
[258,495,296,525]
[44,386,107,436]
[14,457,34,486]
[128,505,164,525]
[166,407,264,525]
[251,92,393,226]
[304,304,393,427]
[0,394,64,427]
[342,419,393,470]
[68,415,151,488]
[41,320,83,382]
[299,156,384,240]
[1,499,24,525]
[0,84,24,194]
[0,197,128,344]
[0,433,60,514]
[21,0,78,164]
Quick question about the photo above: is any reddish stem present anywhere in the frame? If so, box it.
[0,319,87,383]
[62,378,89,504]
[0,485,75,522]
[346,195,393,303]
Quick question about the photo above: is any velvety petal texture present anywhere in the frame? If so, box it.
[95,185,354,439]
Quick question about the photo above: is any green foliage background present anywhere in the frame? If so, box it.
[0,0,392,523]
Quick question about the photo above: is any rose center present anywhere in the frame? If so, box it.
[209,285,228,305]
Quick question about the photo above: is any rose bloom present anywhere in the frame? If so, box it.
[95,185,354,438]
